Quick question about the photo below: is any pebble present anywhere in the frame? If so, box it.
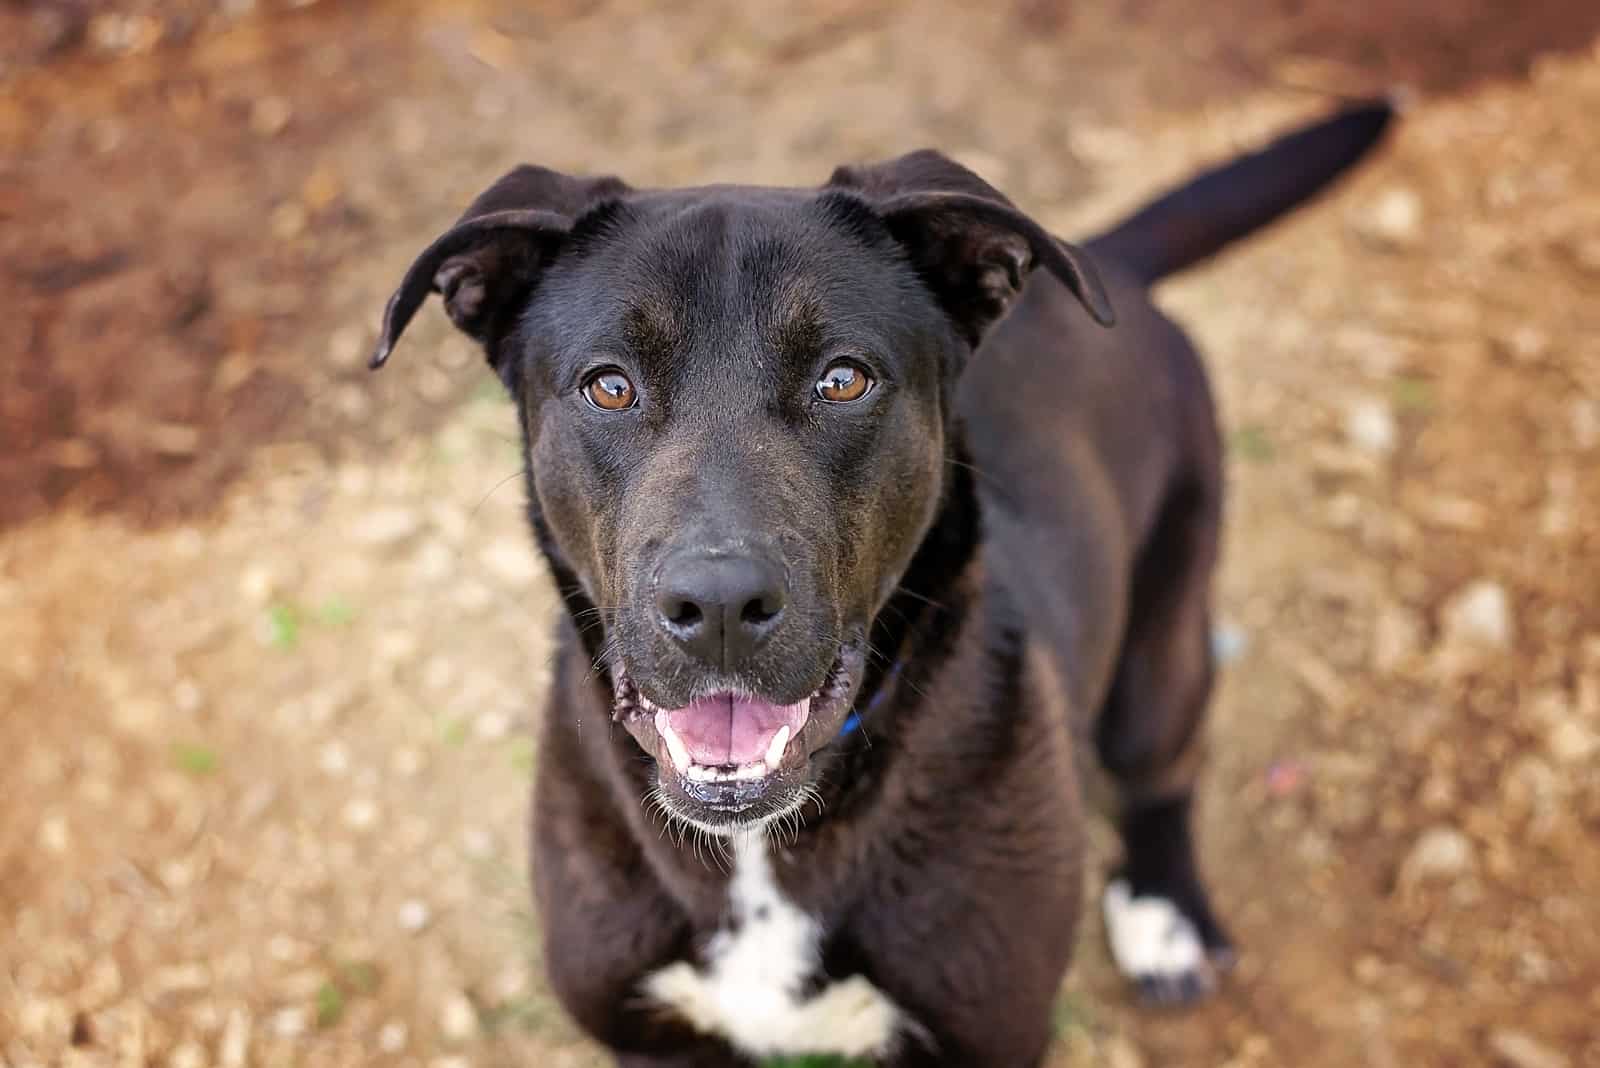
[474,710,513,740]
[1358,187,1423,249]
[439,991,478,1041]
[1546,719,1598,764]
[1569,237,1600,276]
[342,798,380,832]
[1490,1029,1570,1068]
[397,899,432,932]
[412,541,456,583]
[1400,826,1476,887]
[250,96,294,137]
[1438,580,1513,649]
[431,1058,473,1068]
[1211,622,1249,663]
[271,1006,309,1038]
[169,1040,208,1068]
[238,564,279,604]
[352,507,422,547]
[1572,398,1598,450]
[378,1020,409,1053]
[219,1008,252,1068]
[39,814,70,853]
[1103,1035,1146,1068]
[1345,397,1397,454]
[318,741,351,776]
[1495,325,1550,364]
[1372,602,1424,673]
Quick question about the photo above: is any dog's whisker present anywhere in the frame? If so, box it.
[470,466,531,519]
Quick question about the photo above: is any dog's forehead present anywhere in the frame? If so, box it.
[554,187,908,364]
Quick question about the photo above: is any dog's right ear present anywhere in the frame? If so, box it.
[369,165,629,375]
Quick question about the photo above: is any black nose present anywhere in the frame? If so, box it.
[655,552,788,667]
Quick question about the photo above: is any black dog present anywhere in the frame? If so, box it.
[372,100,1393,1067]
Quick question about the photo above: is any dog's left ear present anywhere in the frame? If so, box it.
[370,165,630,374]
[827,150,1114,345]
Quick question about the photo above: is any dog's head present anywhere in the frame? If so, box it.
[373,153,1112,833]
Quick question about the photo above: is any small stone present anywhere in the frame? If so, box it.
[1570,237,1600,276]
[1546,719,1598,764]
[391,747,425,778]
[328,324,368,370]
[250,96,293,137]
[342,798,380,831]
[301,163,343,213]
[1438,580,1513,650]
[412,541,456,583]
[39,813,70,853]
[378,1020,408,1053]
[168,1040,207,1068]
[1572,399,1598,450]
[1495,325,1550,364]
[1211,622,1249,663]
[479,539,539,587]
[238,565,278,604]
[1358,187,1423,249]
[1372,602,1424,673]
[439,992,478,1041]
[474,710,512,740]
[269,201,308,240]
[1345,397,1397,455]
[219,1008,251,1067]
[397,899,431,932]
[431,1058,472,1068]
[352,507,422,547]
[318,741,351,776]
[1419,772,1456,813]
[452,581,495,615]
[1489,1029,1570,1068]
[271,1006,309,1038]
[1103,1034,1145,1068]
[1401,826,1475,887]
[149,422,201,457]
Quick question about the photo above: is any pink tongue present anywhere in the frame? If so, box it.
[666,695,809,766]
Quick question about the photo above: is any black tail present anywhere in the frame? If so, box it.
[1086,98,1398,285]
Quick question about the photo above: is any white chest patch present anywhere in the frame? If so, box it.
[641,833,908,1060]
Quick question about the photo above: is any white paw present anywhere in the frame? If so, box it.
[800,975,902,1058]
[1102,878,1213,1004]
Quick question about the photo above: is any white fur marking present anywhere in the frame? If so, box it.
[1102,878,1206,981]
[642,833,906,1058]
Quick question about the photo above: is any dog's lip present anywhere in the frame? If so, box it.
[615,649,858,786]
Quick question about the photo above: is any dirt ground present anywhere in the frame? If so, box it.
[4,2,1600,1066]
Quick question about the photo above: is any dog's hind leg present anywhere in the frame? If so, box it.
[1093,464,1233,1006]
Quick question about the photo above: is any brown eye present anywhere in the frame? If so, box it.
[815,361,873,404]
[584,369,637,411]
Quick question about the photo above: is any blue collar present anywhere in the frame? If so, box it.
[838,659,903,738]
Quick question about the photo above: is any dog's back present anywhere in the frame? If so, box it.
[961,100,1397,718]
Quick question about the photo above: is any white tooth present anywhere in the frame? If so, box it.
[655,713,693,774]
[764,725,791,769]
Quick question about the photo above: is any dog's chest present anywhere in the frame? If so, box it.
[641,834,910,1060]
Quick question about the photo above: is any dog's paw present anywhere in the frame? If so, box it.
[799,976,903,1058]
[1102,878,1223,1007]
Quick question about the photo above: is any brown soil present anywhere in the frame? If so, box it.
[4,3,1599,1066]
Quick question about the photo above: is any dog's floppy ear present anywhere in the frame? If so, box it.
[827,149,1114,344]
[370,165,630,373]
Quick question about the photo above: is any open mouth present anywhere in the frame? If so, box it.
[613,650,859,823]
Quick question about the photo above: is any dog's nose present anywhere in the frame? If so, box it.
[655,552,787,667]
